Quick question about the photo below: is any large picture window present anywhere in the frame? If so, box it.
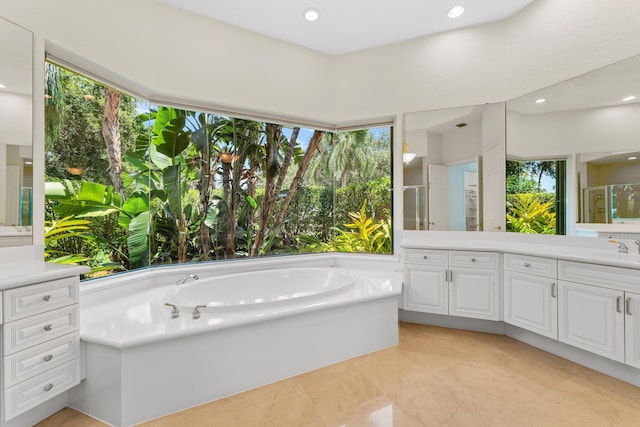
[44,64,392,278]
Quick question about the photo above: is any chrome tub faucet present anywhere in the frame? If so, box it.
[177,273,199,285]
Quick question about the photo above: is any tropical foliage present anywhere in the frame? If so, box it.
[506,160,557,234]
[44,64,393,277]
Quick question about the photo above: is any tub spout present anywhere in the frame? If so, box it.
[192,305,207,319]
[177,273,199,285]
[164,302,180,318]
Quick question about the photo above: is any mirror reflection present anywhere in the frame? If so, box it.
[506,55,640,237]
[403,103,505,232]
[0,17,33,246]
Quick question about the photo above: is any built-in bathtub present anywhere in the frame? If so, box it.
[69,254,401,426]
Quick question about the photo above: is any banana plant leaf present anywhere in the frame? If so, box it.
[127,211,150,268]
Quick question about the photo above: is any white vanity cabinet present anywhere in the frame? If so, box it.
[558,261,639,366]
[404,249,501,321]
[625,292,640,369]
[503,253,558,339]
[0,275,81,421]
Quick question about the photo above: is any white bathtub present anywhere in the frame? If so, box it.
[171,268,355,310]
[70,255,401,426]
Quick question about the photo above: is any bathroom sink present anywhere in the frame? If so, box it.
[590,252,640,262]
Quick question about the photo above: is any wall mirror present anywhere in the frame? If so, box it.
[403,102,505,232]
[506,55,640,236]
[0,17,33,246]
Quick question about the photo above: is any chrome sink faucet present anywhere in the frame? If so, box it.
[177,273,199,285]
[610,239,629,254]
[635,240,640,254]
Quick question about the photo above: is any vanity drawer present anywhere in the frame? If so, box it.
[504,253,557,278]
[3,358,81,421]
[558,260,638,289]
[3,276,79,322]
[449,251,499,269]
[405,250,448,266]
[3,305,79,355]
[3,332,80,388]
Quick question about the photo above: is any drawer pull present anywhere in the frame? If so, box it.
[43,295,52,302]
[523,262,531,267]
[471,258,476,262]
[43,354,54,362]
[44,324,53,332]
[423,255,428,260]
[43,383,54,392]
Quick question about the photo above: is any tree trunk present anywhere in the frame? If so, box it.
[247,157,260,227]
[199,128,211,260]
[225,152,248,259]
[274,130,324,228]
[275,127,300,193]
[102,88,123,194]
[250,124,282,257]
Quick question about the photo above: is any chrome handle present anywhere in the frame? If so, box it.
[43,383,54,392]
[192,305,207,319]
[44,324,53,332]
[449,270,453,282]
[551,283,556,298]
[164,302,180,318]
[423,255,428,260]
[617,296,622,313]
[471,258,476,262]
[523,262,531,268]
[627,297,632,315]
[43,295,52,302]
[43,354,53,362]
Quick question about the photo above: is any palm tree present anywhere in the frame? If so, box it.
[312,130,374,187]
[102,88,124,194]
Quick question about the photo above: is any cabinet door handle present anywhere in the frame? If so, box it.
[627,297,632,315]
[523,262,531,268]
[617,296,623,313]
[449,270,453,282]
[551,283,556,298]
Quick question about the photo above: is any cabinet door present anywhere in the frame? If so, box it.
[625,292,640,369]
[504,271,557,339]
[449,268,500,321]
[404,266,448,315]
[558,281,624,362]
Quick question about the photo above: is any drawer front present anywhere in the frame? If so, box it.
[3,305,79,355]
[3,358,81,421]
[449,251,499,269]
[405,250,448,266]
[3,276,79,322]
[3,332,80,388]
[558,260,639,290]
[504,253,557,278]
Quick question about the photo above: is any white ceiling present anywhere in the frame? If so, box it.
[156,0,534,55]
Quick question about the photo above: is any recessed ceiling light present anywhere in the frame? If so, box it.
[535,98,546,104]
[447,5,465,19]
[304,7,320,22]
[24,161,33,165]
[622,95,636,102]
[628,156,638,160]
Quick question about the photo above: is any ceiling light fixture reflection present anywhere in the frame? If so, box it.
[628,156,638,160]
[622,95,636,102]
[403,142,416,164]
[447,5,465,18]
[304,7,320,22]
[535,98,546,104]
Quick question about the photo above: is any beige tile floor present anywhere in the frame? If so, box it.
[36,322,640,426]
